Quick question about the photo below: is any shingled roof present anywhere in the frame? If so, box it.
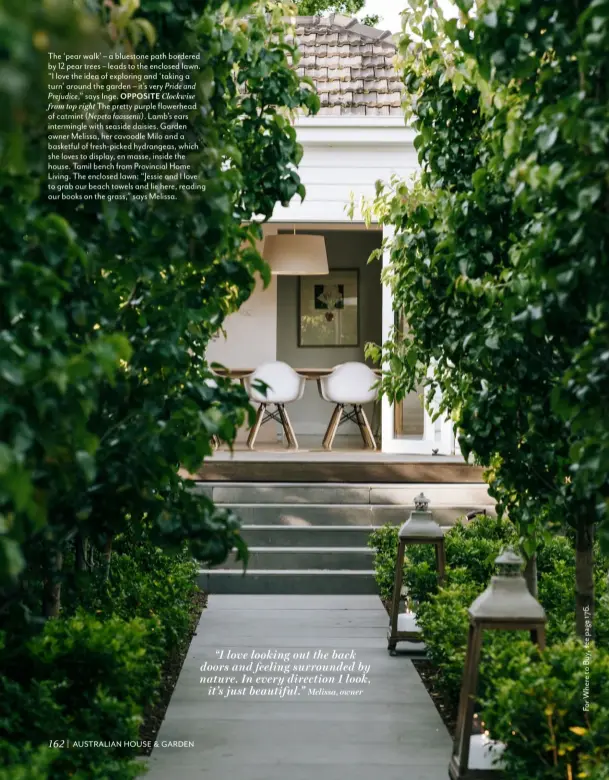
[290,14,403,117]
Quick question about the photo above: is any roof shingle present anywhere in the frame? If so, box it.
[289,14,403,116]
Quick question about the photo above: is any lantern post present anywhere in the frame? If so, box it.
[449,548,547,779]
[387,492,446,654]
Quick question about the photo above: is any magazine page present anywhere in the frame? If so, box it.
[2,1,607,779]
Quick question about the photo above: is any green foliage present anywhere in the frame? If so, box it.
[105,544,198,653]
[416,581,478,707]
[294,0,380,27]
[0,536,199,777]
[410,544,609,713]
[374,514,522,708]
[368,513,516,604]
[481,640,609,780]
[535,536,609,646]
[594,588,609,650]
[446,515,517,584]
[362,0,609,637]
[581,762,609,780]
[363,1,568,543]
[367,523,400,601]
[0,613,152,779]
[64,540,199,656]
[370,513,609,714]
[406,514,516,604]
[0,744,59,780]
[0,0,319,592]
[417,582,540,710]
[296,0,365,16]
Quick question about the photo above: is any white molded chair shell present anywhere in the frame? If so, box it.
[318,364,342,402]
[244,361,305,404]
[319,362,378,405]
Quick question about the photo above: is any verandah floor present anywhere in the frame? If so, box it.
[210,434,457,459]
[144,595,452,780]
[183,437,481,483]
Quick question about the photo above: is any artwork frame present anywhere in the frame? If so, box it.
[298,269,359,347]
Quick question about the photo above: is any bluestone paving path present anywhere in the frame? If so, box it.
[145,595,452,780]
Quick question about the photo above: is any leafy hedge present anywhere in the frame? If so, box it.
[0,542,198,778]
[364,0,608,643]
[66,539,199,657]
[1,0,318,590]
[368,513,517,603]
[481,640,609,780]
[369,514,609,777]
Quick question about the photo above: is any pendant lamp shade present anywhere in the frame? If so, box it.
[263,234,329,275]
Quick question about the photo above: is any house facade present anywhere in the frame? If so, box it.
[207,15,456,455]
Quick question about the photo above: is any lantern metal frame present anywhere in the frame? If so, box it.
[387,493,446,654]
[449,549,547,780]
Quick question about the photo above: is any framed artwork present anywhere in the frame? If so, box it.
[298,269,359,347]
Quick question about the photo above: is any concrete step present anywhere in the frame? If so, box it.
[192,481,494,507]
[208,547,374,571]
[240,525,374,547]
[193,480,494,595]
[229,503,495,527]
[198,569,378,595]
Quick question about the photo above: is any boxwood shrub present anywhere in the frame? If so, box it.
[369,513,609,777]
[0,614,151,779]
[480,640,609,780]
[368,513,517,606]
[0,542,200,778]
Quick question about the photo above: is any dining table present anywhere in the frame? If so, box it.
[211,367,382,380]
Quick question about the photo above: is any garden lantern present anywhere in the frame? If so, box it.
[387,492,446,654]
[449,548,547,780]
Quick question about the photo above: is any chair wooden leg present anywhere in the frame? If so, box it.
[354,405,369,448]
[278,404,298,450]
[322,404,343,451]
[247,404,266,450]
[357,405,377,450]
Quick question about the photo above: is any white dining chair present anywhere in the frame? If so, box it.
[318,362,378,450]
[243,361,306,450]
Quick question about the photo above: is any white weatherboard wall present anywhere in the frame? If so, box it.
[272,117,418,224]
[210,115,416,366]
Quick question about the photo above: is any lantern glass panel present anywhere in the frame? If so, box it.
[468,734,505,771]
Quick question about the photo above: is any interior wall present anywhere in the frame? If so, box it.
[206,275,278,369]
[276,229,383,436]
[206,227,278,442]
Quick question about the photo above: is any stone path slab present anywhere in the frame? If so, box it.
[144,595,452,780]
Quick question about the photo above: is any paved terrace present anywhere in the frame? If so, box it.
[145,595,452,780]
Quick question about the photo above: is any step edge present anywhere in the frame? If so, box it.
[199,569,377,575]
[228,546,374,552]
[205,502,493,508]
[240,525,377,530]
[194,482,487,489]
